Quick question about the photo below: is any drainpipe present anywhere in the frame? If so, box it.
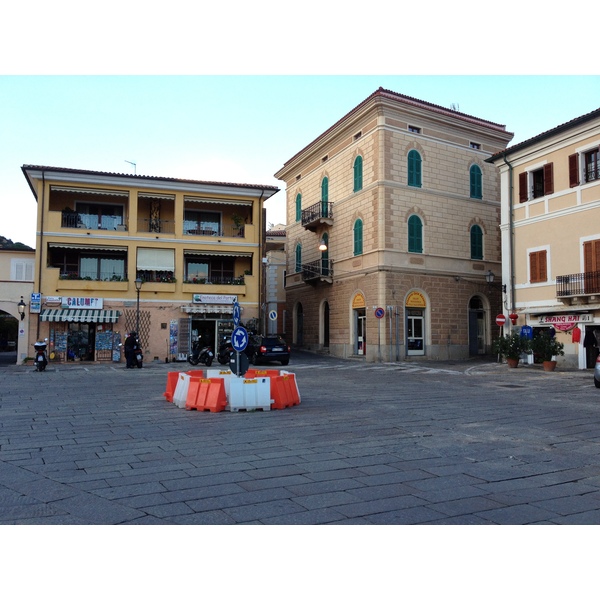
[501,153,515,315]
[36,169,46,341]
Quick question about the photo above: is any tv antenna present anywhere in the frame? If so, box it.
[125,160,137,174]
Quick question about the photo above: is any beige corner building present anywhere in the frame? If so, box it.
[275,88,514,362]
[22,165,278,364]
[487,108,600,369]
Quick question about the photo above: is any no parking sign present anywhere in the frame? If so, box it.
[374,307,385,319]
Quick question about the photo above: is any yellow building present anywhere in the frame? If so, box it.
[275,88,513,362]
[22,165,278,364]
[0,246,34,362]
[487,107,600,369]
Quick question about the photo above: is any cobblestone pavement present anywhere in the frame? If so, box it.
[1,352,599,525]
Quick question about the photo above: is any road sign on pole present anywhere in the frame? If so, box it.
[231,326,248,352]
[269,310,277,321]
[496,314,507,327]
[233,301,241,327]
[375,307,385,319]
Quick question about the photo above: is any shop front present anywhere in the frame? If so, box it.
[39,297,121,362]
[406,291,427,357]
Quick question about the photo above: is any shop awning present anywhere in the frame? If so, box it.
[40,309,121,323]
[181,305,234,314]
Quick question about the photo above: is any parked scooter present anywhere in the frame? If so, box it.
[187,339,214,367]
[132,339,143,369]
[217,337,234,365]
[33,339,48,371]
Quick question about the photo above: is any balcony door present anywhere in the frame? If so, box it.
[584,239,600,294]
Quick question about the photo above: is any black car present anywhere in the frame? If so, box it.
[245,335,290,366]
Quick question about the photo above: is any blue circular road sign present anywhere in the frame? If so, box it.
[231,326,249,352]
[374,307,385,319]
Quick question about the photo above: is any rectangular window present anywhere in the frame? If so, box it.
[408,125,421,134]
[184,209,220,235]
[521,163,554,201]
[137,248,175,282]
[76,202,124,230]
[469,142,481,150]
[584,148,600,183]
[11,259,34,281]
[529,250,548,283]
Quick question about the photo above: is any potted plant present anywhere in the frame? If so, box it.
[531,331,565,371]
[493,331,530,368]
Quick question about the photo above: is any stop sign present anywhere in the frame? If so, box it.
[496,314,507,326]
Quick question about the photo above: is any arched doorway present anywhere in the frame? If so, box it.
[0,309,19,365]
[295,302,303,346]
[468,296,487,356]
[322,300,330,348]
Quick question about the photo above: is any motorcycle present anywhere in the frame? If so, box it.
[187,339,214,367]
[217,337,234,365]
[33,339,48,371]
[133,340,143,369]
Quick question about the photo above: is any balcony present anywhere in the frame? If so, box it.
[301,201,333,232]
[301,259,333,284]
[556,271,600,304]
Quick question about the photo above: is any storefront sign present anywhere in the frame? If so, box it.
[537,314,593,331]
[192,294,237,304]
[61,297,104,309]
[30,292,41,313]
[45,296,62,305]
[406,291,427,308]
[352,293,366,309]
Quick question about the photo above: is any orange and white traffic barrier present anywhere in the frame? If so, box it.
[185,378,227,413]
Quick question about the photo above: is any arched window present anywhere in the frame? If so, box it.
[408,215,423,253]
[408,150,422,188]
[321,177,328,216]
[353,156,363,192]
[470,164,483,199]
[295,193,302,222]
[295,243,302,272]
[353,219,363,256]
[470,224,483,260]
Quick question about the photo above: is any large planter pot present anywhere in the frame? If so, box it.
[543,360,557,372]
[506,357,519,368]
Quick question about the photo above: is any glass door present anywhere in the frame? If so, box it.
[406,309,425,356]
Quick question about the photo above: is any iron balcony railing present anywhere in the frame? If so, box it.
[301,259,333,282]
[556,271,600,297]
[301,201,333,228]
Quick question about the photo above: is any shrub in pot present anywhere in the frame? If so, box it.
[492,332,530,367]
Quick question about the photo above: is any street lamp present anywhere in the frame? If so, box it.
[486,270,507,293]
[17,296,26,321]
[134,277,143,337]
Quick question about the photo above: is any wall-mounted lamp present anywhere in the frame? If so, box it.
[318,238,328,251]
[17,296,26,321]
[486,270,507,293]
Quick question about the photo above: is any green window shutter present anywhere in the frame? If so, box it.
[408,215,422,253]
[470,165,482,199]
[295,193,302,222]
[470,225,483,260]
[353,156,363,192]
[295,244,302,272]
[408,150,422,188]
[321,178,328,216]
[353,219,363,255]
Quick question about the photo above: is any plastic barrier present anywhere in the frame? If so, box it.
[206,370,236,408]
[185,378,227,413]
[270,372,301,409]
[173,373,192,408]
[186,370,205,378]
[228,377,272,412]
[244,369,280,379]
[163,371,179,402]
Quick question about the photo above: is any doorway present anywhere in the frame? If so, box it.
[468,296,486,356]
[354,309,366,355]
[406,309,425,356]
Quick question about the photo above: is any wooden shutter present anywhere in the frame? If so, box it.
[544,162,554,195]
[530,250,547,283]
[568,153,580,187]
[584,240,600,272]
[518,172,528,202]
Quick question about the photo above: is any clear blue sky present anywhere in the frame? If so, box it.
[2,75,599,248]
[1,5,598,252]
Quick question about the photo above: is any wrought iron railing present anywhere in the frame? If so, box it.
[301,201,333,227]
[556,271,600,297]
[301,259,333,281]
